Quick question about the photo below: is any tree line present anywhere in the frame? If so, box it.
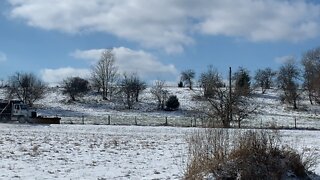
[1,46,320,127]
[1,49,180,111]
[178,46,320,128]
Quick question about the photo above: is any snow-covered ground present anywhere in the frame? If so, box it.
[0,124,188,179]
[1,87,320,128]
[0,123,319,179]
[33,87,320,129]
[1,87,320,178]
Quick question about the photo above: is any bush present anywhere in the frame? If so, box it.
[178,81,183,88]
[185,129,318,179]
[62,77,90,101]
[165,95,180,111]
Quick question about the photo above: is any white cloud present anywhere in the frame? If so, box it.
[7,0,320,52]
[0,52,7,62]
[70,49,103,64]
[274,55,295,64]
[40,67,90,86]
[7,0,193,53]
[71,47,178,81]
[197,0,320,42]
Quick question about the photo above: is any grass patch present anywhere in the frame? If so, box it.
[184,129,319,179]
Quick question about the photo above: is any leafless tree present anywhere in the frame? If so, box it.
[91,49,118,100]
[150,80,169,110]
[199,65,224,98]
[254,67,276,94]
[0,79,5,88]
[118,73,146,109]
[62,77,90,101]
[301,47,320,105]
[181,69,195,90]
[6,72,47,106]
[277,60,301,109]
[204,86,255,128]
[197,67,255,128]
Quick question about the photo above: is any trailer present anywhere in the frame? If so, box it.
[0,99,60,124]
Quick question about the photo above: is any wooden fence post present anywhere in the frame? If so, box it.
[165,117,168,126]
[82,115,84,125]
[108,115,111,125]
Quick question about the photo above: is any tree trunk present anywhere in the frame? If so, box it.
[293,99,298,110]
[308,92,313,105]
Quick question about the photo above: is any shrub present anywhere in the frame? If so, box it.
[62,77,90,101]
[178,81,184,88]
[165,95,180,111]
[185,129,318,179]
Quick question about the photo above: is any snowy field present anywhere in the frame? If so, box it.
[1,87,320,179]
[0,123,319,179]
[0,124,188,179]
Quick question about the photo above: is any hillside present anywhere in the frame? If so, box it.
[1,87,320,179]
[1,87,320,129]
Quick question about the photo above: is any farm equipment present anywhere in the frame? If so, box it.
[0,99,60,124]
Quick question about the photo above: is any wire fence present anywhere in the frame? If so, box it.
[59,114,320,130]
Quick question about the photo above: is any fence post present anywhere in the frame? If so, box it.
[108,115,111,125]
[165,117,168,126]
[194,116,197,127]
[294,117,297,129]
[82,115,84,125]
[135,116,137,126]
[201,118,204,127]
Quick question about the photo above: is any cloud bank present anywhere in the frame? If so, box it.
[40,67,90,86]
[71,47,178,79]
[8,0,320,53]
[41,47,178,85]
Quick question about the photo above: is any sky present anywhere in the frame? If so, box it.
[1,0,320,85]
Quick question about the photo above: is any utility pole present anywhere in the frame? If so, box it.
[229,67,232,126]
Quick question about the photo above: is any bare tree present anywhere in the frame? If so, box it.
[0,78,4,88]
[301,47,320,105]
[181,69,195,90]
[6,72,47,106]
[150,80,169,110]
[204,86,255,128]
[62,77,90,101]
[277,60,301,109]
[254,67,276,94]
[198,68,255,128]
[199,65,224,98]
[133,76,147,102]
[91,49,118,100]
[118,73,146,109]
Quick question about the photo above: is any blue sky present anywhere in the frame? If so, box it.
[1,0,320,85]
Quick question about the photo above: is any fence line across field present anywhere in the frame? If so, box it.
[60,114,320,130]
[62,115,203,127]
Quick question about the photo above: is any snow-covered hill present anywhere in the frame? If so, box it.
[1,87,320,129]
[1,87,320,179]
